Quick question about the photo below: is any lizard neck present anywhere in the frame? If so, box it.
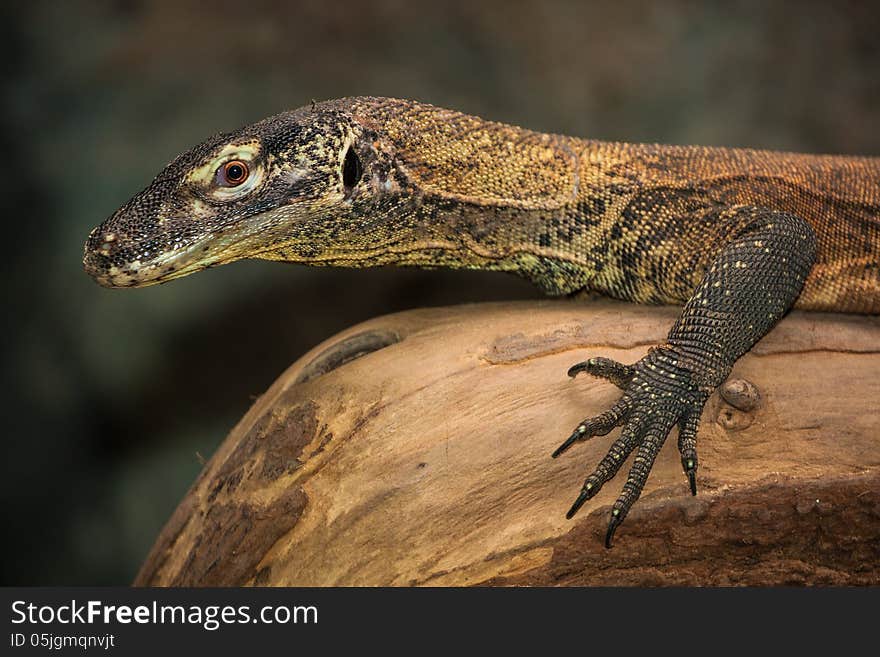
[336,98,623,295]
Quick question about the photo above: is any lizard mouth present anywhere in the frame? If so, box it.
[83,212,291,288]
[83,199,298,288]
[82,220,247,289]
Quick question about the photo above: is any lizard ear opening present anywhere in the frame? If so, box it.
[342,144,362,191]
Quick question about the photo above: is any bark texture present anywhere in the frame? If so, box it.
[135,301,880,586]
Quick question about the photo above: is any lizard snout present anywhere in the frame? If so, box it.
[83,225,156,288]
[83,227,122,285]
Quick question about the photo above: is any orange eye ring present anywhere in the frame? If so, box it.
[221,160,249,186]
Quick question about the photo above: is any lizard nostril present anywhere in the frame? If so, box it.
[83,227,122,280]
[99,232,118,254]
[89,231,120,257]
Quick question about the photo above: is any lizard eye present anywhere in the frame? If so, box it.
[218,160,250,187]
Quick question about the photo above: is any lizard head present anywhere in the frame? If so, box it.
[83,99,390,288]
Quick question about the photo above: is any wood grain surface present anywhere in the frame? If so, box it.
[135,301,880,586]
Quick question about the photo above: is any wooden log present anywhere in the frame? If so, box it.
[135,301,880,586]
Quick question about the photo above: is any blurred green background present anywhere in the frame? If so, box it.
[2,0,878,584]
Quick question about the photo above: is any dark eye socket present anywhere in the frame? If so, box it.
[219,160,249,186]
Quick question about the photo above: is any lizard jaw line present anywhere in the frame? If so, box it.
[93,238,233,289]
[94,225,294,288]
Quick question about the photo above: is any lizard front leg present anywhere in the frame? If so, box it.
[554,206,817,547]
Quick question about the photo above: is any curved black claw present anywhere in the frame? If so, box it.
[678,413,700,496]
[553,430,584,459]
[605,510,623,548]
[685,465,697,496]
[566,488,593,519]
[551,399,628,458]
[567,357,635,390]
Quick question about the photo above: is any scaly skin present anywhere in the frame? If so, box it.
[83,97,880,547]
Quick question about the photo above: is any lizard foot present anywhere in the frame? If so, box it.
[552,346,707,547]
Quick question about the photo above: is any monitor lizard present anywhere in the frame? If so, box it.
[83,97,880,547]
